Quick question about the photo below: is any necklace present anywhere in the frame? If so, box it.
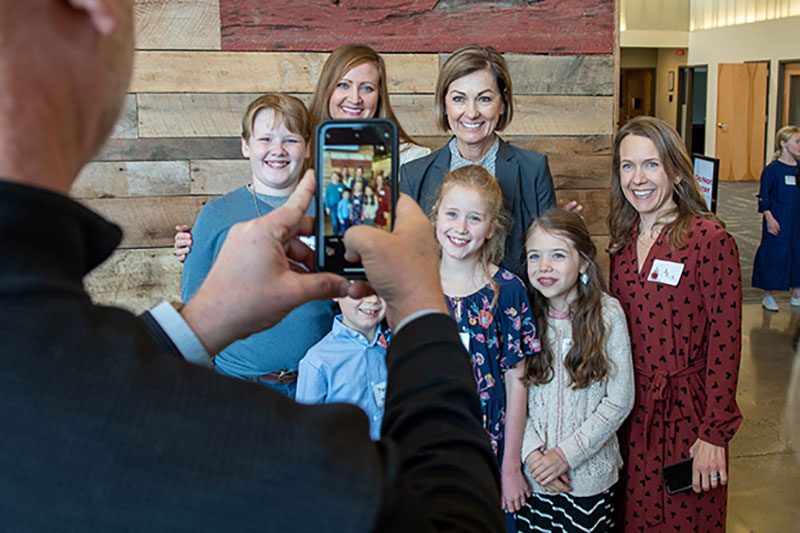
[248,184,263,217]
[548,307,571,320]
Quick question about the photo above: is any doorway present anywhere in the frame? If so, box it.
[619,69,655,127]
[677,65,708,156]
[779,61,800,127]
[715,62,768,181]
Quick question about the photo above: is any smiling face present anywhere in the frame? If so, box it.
[618,134,678,223]
[435,184,494,262]
[525,227,585,312]
[444,68,504,158]
[336,295,386,341]
[328,62,380,120]
[242,109,308,196]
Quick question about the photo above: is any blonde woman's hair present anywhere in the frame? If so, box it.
[431,165,510,310]
[774,125,800,160]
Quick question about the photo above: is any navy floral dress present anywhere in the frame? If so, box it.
[445,268,540,456]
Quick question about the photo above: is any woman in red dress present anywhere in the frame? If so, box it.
[607,116,742,532]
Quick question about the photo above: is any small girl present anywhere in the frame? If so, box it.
[362,185,378,226]
[518,208,634,532]
[752,125,800,311]
[430,165,539,528]
[350,179,365,226]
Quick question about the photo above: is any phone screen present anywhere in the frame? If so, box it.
[315,119,398,278]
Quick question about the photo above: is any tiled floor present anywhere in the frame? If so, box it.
[716,181,800,532]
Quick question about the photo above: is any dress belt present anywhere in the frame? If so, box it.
[257,369,298,384]
[634,363,705,447]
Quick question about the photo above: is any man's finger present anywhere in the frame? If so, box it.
[265,170,316,241]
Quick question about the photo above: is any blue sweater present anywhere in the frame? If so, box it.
[182,186,336,378]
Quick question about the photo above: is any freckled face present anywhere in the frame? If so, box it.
[435,184,494,262]
[328,62,380,120]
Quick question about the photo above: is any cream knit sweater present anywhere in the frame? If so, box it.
[521,293,634,497]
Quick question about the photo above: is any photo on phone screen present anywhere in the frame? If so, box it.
[315,119,398,278]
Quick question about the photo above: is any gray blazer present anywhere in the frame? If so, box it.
[400,137,556,279]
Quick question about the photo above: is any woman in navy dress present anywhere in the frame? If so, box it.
[752,125,800,311]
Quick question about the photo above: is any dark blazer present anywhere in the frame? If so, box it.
[0,181,503,532]
[400,137,556,279]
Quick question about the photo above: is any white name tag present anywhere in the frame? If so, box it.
[648,259,684,286]
[459,331,471,350]
[786,174,797,186]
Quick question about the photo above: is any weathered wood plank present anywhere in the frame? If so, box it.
[414,135,613,156]
[81,196,214,248]
[95,137,243,162]
[130,51,438,93]
[85,247,182,314]
[219,0,614,55]
[94,135,611,163]
[190,160,251,195]
[72,162,191,199]
[137,93,613,138]
[134,0,221,50]
[110,94,137,139]
[554,188,609,235]
[439,54,616,96]
[137,93,267,138]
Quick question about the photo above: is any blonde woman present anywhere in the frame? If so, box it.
[752,125,800,311]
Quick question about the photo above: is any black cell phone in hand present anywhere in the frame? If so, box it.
[315,119,399,279]
[662,457,693,495]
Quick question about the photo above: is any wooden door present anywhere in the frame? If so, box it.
[782,62,800,127]
[619,69,654,127]
[715,62,767,181]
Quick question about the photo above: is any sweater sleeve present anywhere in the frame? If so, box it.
[555,297,635,470]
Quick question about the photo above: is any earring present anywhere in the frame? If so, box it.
[580,272,589,285]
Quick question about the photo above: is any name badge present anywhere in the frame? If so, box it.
[459,331,471,350]
[786,174,797,186]
[372,381,386,408]
[648,259,684,286]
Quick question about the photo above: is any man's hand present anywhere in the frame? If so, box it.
[344,193,447,330]
[181,171,367,355]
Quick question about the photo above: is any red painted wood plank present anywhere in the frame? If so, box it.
[220,0,614,55]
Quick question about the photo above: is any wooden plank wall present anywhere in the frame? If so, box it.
[78,0,616,314]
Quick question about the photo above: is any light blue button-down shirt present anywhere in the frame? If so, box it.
[295,315,389,440]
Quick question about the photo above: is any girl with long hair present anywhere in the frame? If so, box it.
[430,164,540,529]
[517,208,633,532]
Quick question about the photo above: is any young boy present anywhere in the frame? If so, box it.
[336,189,353,235]
[295,295,390,440]
[181,94,336,396]
[324,172,345,235]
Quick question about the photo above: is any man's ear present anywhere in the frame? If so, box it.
[66,0,121,35]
